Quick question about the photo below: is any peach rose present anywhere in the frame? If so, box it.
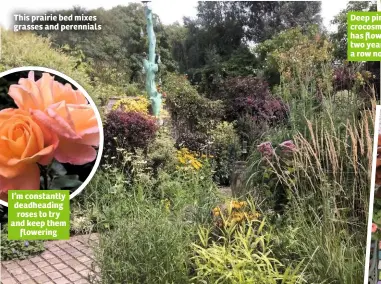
[9,71,99,165]
[0,109,58,198]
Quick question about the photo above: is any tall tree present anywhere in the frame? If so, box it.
[168,1,322,94]
[33,3,176,87]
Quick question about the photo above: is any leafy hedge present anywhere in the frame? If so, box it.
[0,31,102,105]
[163,73,224,133]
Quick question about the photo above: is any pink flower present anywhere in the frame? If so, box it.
[372,223,378,233]
[279,140,296,153]
[257,142,274,158]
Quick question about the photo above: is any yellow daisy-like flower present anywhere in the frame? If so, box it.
[231,200,242,209]
[212,207,221,217]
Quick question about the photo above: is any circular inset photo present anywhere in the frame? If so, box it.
[0,67,104,206]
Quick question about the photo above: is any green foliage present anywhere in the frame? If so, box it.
[0,31,101,104]
[33,4,177,88]
[94,199,191,284]
[147,127,177,173]
[72,157,220,283]
[0,225,45,261]
[256,25,332,92]
[70,169,131,234]
[169,1,321,92]
[192,219,303,284]
[163,73,224,133]
[156,162,220,224]
[244,24,375,282]
[14,3,373,283]
[372,198,381,240]
[209,122,241,185]
[244,2,322,42]
[246,107,373,283]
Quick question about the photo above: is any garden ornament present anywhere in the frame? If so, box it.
[142,1,162,117]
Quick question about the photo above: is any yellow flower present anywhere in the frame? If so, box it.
[212,207,221,217]
[231,200,242,209]
[176,148,203,170]
[112,96,150,114]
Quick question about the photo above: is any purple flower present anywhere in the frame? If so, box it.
[257,142,274,158]
[24,241,29,247]
[279,140,296,153]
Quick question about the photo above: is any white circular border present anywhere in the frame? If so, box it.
[0,66,104,206]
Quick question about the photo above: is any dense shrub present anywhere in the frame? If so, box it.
[235,113,270,147]
[103,111,157,166]
[176,131,210,153]
[215,76,288,123]
[163,73,224,133]
[332,64,356,91]
[256,26,332,96]
[147,127,177,174]
[333,63,377,97]
[212,76,288,145]
[209,122,241,185]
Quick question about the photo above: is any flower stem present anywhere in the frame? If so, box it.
[38,165,48,190]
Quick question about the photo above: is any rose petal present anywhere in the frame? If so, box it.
[53,82,87,104]
[55,137,97,165]
[36,73,54,108]
[32,109,80,140]
[37,122,59,166]
[8,85,40,110]
[68,105,99,136]
[80,133,100,146]
[0,163,40,197]
[0,161,27,179]
[7,145,56,167]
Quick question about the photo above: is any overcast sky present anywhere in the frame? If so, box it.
[0,0,349,32]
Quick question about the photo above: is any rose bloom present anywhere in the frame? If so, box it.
[0,109,58,200]
[372,223,378,233]
[9,71,99,165]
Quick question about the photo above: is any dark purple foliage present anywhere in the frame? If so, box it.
[214,76,289,125]
[103,111,158,165]
[176,131,209,153]
[332,65,356,92]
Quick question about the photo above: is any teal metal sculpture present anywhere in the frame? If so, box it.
[142,2,162,117]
